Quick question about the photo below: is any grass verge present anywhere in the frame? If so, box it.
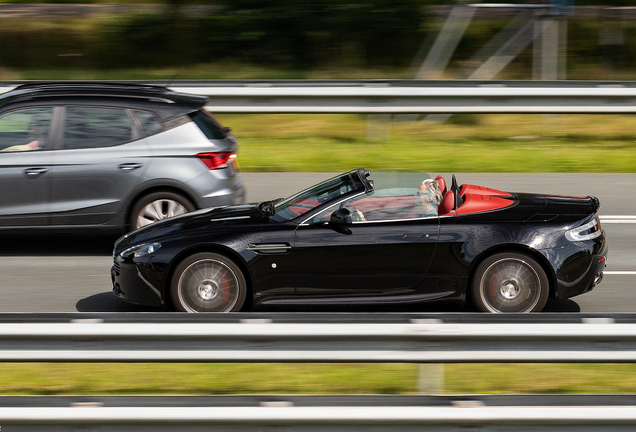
[217,113,636,173]
[2,363,636,395]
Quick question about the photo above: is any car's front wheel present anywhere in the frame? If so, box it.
[129,192,195,231]
[471,252,549,313]
[170,252,246,313]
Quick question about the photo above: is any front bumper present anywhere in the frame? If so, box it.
[111,257,164,308]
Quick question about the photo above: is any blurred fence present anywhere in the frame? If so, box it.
[2,399,636,431]
[1,313,636,429]
[3,80,636,114]
[0,316,633,362]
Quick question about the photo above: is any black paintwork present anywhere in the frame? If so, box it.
[111,169,607,311]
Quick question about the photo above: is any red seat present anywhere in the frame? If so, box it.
[441,190,455,215]
[435,175,447,194]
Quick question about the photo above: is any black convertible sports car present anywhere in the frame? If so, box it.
[111,168,607,313]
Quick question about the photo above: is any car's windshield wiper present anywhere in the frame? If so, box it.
[258,198,284,216]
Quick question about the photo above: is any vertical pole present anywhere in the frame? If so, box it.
[532,14,543,80]
[366,114,392,142]
[558,18,568,80]
[541,18,559,81]
[418,364,445,394]
[417,6,476,80]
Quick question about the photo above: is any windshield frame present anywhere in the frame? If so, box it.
[269,169,368,222]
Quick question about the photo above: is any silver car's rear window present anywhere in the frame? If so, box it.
[189,109,228,140]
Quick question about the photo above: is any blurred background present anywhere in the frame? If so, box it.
[0,0,633,81]
[1,0,633,174]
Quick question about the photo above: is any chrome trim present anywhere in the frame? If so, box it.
[246,244,291,251]
[349,215,438,224]
[210,215,251,222]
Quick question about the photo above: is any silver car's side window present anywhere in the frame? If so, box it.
[133,110,162,137]
[0,107,53,152]
[63,106,133,149]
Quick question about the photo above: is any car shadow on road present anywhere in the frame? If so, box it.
[0,233,119,256]
[542,298,581,312]
[76,292,163,312]
[76,294,582,313]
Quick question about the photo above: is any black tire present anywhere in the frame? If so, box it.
[129,192,195,231]
[170,252,246,313]
[471,252,549,313]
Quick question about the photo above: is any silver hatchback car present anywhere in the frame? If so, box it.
[0,82,245,233]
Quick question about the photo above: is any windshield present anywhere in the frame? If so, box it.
[270,171,361,222]
[367,171,431,192]
[305,171,433,224]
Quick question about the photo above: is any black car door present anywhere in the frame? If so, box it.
[292,208,439,305]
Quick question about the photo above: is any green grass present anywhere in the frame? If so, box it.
[3,363,636,395]
[216,113,636,173]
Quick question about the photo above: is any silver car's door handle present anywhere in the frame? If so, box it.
[119,163,143,171]
[24,167,48,176]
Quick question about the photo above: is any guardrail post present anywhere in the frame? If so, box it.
[366,114,391,141]
[417,363,444,394]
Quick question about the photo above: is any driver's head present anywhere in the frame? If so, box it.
[416,179,442,206]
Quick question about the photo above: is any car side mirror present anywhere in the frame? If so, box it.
[330,208,352,225]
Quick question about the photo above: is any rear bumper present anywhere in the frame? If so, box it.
[192,171,245,209]
[551,233,608,301]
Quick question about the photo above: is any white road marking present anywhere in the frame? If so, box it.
[604,271,636,275]
[600,216,636,223]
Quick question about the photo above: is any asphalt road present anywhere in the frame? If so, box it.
[0,173,633,314]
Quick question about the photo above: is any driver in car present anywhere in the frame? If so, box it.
[415,179,443,217]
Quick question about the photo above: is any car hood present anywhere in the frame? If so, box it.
[114,203,266,251]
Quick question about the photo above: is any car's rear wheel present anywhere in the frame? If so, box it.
[129,192,195,230]
[170,252,246,313]
[472,252,549,313]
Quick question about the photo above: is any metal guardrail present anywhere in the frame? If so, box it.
[2,403,636,431]
[1,314,635,429]
[2,80,636,113]
[0,315,634,363]
[165,80,636,114]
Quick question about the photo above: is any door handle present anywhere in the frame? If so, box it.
[118,163,143,171]
[402,233,424,238]
[24,167,48,176]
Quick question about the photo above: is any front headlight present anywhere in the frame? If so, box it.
[565,216,602,242]
[120,242,162,259]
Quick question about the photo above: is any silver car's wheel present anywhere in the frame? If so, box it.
[171,253,246,313]
[472,252,549,313]
[129,192,195,231]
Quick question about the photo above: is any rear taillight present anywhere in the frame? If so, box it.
[196,152,236,170]
[565,215,602,242]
